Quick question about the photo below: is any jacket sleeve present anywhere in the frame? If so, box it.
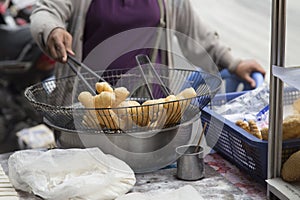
[172,0,241,73]
[30,0,73,53]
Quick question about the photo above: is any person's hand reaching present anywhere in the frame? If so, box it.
[47,27,75,63]
[234,59,266,88]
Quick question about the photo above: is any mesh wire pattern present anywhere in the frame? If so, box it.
[25,67,221,133]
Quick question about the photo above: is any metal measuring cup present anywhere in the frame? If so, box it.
[176,144,204,181]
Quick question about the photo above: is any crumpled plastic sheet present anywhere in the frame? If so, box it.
[8,148,136,200]
[214,83,270,127]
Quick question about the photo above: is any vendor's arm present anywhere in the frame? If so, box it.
[30,0,74,62]
[173,0,265,87]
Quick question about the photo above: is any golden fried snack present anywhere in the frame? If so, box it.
[114,101,134,129]
[142,98,165,121]
[248,120,262,139]
[176,87,197,118]
[293,98,300,114]
[128,101,150,127]
[176,87,197,99]
[235,120,250,133]
[94,91,125,130]
[260,127,269,140]
[96,108,126,130]
[78,91,99,128]
[281,150,300,182]
[82,114,99,129]
[94,91,116,108]
[95,82,113,94]
[282,114,300,140]
[78,91,94,108]
[112,87,130,107]
[164,95,181,125]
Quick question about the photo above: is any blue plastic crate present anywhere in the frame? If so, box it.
[201,88,300,183]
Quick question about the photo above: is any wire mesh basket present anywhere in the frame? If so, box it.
[25,66,222,133]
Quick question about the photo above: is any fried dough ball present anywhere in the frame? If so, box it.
[175,87,197,121]
[282,114,300,140]
[235,120,250,133]
[82,114,100,129]
[112,87,130,107]
[164,95,181,125]
[78,91,99,128]
[94,91,116,108]
[94,91,125,130]
[293,98,300,114]
[176,87,197,99]
[142,98,167,128]
[248,120,262,139]
[78,91,94,108]
[128,101,149,127]
[142,98,165,121]
[95,82,113,94]
[95,108,126,130]
[281,150,300,182]
[260,127,269,140]
[115,101,134,129]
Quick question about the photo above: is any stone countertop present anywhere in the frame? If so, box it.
[0,152,266,200]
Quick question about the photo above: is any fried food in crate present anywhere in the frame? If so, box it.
[293,98,300,114]
[235,120,250,133]
[282,114,300,140]
[238,114,300,141]
[281,150,300,182]
[260,127,269,140]
[235,119,262,140]
[248,120,263,139]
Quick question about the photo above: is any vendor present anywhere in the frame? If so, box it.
[30,0,265,88]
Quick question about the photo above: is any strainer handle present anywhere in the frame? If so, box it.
[68,54,107,83]
[66,59,96,95]
[135,54,171,98]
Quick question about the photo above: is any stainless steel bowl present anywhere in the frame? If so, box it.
[49,116,199,173]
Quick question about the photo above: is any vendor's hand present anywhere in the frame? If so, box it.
[47,27,75,63]
[234,59,266,88]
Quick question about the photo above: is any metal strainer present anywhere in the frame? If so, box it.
[25,64,221,134]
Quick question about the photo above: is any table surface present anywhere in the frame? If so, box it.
[0,152,267,200]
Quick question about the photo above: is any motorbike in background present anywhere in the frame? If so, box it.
[0,0,55,152]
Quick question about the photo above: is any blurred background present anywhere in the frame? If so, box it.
[191,0,300,82]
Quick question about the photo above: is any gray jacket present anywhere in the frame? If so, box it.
[30,0,241,78]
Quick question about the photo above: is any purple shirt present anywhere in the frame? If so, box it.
[83,0,162,70]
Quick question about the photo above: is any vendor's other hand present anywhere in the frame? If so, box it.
[235,59,266,88]
[47,28,75,63]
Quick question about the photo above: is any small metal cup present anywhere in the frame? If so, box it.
[176,144,204,181]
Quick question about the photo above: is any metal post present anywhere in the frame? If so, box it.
[267,0,286,198]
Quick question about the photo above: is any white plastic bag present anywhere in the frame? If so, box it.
[214,83,270,123]
[8,148,136,200]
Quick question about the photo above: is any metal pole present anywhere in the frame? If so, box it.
[267,0,286,198]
